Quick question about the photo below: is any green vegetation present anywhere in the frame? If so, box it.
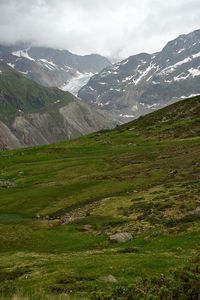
[95,249,200,299]
[0,62,74,117]
[0,96,200,299]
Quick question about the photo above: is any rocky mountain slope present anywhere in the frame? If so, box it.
[78,28,200,121]
[0,43,111,89]
[0,95,199,298]
[0,62,114,150]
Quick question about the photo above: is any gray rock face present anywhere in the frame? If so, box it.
[0,99,115,150]
[78,28,200,121]
[0,44,111,88]
[109,232,133,243]
[0,62,116,150]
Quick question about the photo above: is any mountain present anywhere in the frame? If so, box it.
[0,95,200,298]
[0,62,115,150]
[0,43,111,90]
[78,29,200,121]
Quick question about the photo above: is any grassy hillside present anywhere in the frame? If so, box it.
[0,96,199,299]
[0,62,74,116]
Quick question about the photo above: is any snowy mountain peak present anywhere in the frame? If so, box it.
[78,28,200,121]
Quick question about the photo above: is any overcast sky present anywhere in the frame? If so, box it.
[0,0,200,59]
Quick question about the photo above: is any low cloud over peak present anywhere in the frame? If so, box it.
[0,0,200,59]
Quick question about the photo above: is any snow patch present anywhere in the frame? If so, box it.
[174,73,190,81]
[7,63,15,68]
[135,63,156,85]
[12,49,35,61]
[177,48,185,54]
[19,70,29,75]
[160,51,200,75]
[120,114,135,118]
[120,59,129,65]
[180,93,200,99]
[188,67,200,77]
[60,72,94,96]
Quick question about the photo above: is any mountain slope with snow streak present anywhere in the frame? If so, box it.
[78,29,200,121]
[0,44,111,91]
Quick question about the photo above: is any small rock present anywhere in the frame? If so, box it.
[162,117,166,122]
[196,162,200,167]
[109,232,133,243]
[100,275,118,283]
[189,207,200,215]
[35,214,41,219]
[83,224,92,231]
[169,169,178,175]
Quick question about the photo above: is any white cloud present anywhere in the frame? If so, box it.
[0,0,200,59]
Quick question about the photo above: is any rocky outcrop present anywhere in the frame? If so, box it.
[109,232,133,243]
[0,99,114,150]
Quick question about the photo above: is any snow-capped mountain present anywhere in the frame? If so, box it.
[78,29,200,120]
[0,44,111,90]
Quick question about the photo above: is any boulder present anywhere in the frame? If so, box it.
[109,232,133,243]
[100,275,118,283]
[169,169,178,175]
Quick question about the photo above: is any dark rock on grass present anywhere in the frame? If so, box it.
[169,169,178,175]
[109,232,133,243]
[196,162,200,167]
[100,274,118,283]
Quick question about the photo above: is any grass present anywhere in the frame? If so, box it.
[0,96,200,298]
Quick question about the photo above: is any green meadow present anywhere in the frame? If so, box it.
[0,96,200,299]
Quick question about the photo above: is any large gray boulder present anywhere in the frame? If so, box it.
[109,232,133,243]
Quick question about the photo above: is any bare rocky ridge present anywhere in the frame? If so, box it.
[0,62,115,150]
[0,99,114,150]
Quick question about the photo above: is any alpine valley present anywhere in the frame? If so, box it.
[78,28,200,121]
[0,95,200,299]
[0,43,111,93]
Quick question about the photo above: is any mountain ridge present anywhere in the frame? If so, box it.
[78,28,200,121]
[0,62,115,150]
[0,43,111,89]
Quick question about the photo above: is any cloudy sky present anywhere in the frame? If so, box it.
[0,0,200,59]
